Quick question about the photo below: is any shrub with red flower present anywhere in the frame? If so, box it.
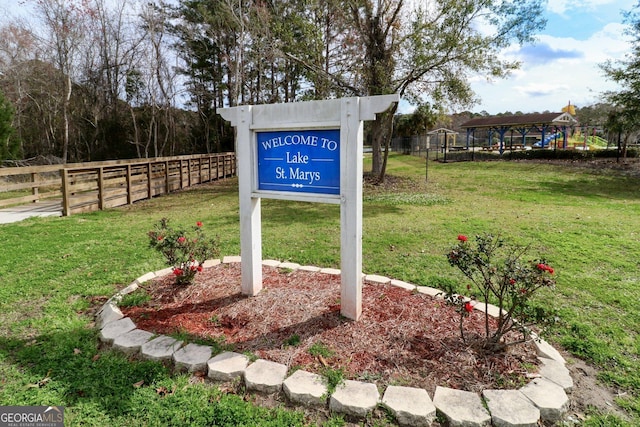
[464,301,474,313]
[444,233,556,352]
[148,218,220,285]
[536,263,554,275]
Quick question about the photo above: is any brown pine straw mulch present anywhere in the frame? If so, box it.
[121,262,539,394]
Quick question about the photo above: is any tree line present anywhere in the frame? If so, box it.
[1,0,562,177]
[1,0,209,164]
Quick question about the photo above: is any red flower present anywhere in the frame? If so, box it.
[536,263,555,274]
[157,235,164,241]
[196,221,203,227]
[509,278,516,285]
[177,236,186,244]
[519,288,527,295]
[190,265,197,271]
[197,265,203,272]
[464,301,474,313]
[457,235,468,242]
[173,268,183,276]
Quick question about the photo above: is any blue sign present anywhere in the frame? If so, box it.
[257,129,340,195]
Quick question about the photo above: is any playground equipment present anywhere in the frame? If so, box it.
[534,132,564,148]
[574,128,609,149]
[584,135,608,148]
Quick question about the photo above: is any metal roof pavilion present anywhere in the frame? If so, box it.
[459,112,578,152]
[460,112,577,129]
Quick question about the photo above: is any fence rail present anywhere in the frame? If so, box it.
[0,153,236,216]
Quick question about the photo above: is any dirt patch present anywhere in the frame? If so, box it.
[565,358,630,422]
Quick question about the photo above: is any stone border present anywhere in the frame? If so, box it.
[96,257,573,427]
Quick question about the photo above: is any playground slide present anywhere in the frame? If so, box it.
[534,132,563,148]
[587,135,608,147]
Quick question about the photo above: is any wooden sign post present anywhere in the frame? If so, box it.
[218,95,399,320]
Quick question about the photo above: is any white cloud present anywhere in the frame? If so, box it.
[468,22,633,114]
[547,0,631,16]
[547,0,572,15]
[514,83,571,98]
[589,22,633,59]
[534,23,631,63]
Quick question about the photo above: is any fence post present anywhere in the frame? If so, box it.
[98,167,105,210]
[126,164,133,205]
[147,162,153,199]
[223,154,227,177]
[164,161,170,194]
[179,160,184,189]
[61,169,71,216]
[31,172,39,203]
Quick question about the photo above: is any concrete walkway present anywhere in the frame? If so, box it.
[98,257,573,427]
[0,200,62,224]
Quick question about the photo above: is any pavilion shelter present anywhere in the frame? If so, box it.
[460,112,578,154]
[427,128,459,152]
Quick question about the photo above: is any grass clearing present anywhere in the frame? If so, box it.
[363,192,451,206]
[0,153,639,425]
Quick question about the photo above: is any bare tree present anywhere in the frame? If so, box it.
[0,24,39,156]
[81,0,146,159]
[32,0,91,163]
[138,1,180,157]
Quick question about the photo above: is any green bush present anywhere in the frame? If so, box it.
[148,218,220,285]
[444,233,556,351]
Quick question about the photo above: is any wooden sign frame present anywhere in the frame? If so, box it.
[218,95,399,320]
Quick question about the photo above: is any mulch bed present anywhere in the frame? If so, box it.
[122,263,539,394]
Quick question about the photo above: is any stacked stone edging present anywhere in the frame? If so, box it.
[96,257,573,427]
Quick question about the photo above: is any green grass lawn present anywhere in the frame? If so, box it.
[1,153,639,426]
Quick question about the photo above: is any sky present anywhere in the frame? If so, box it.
[1,0,637,116]
[468,0,637,115]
